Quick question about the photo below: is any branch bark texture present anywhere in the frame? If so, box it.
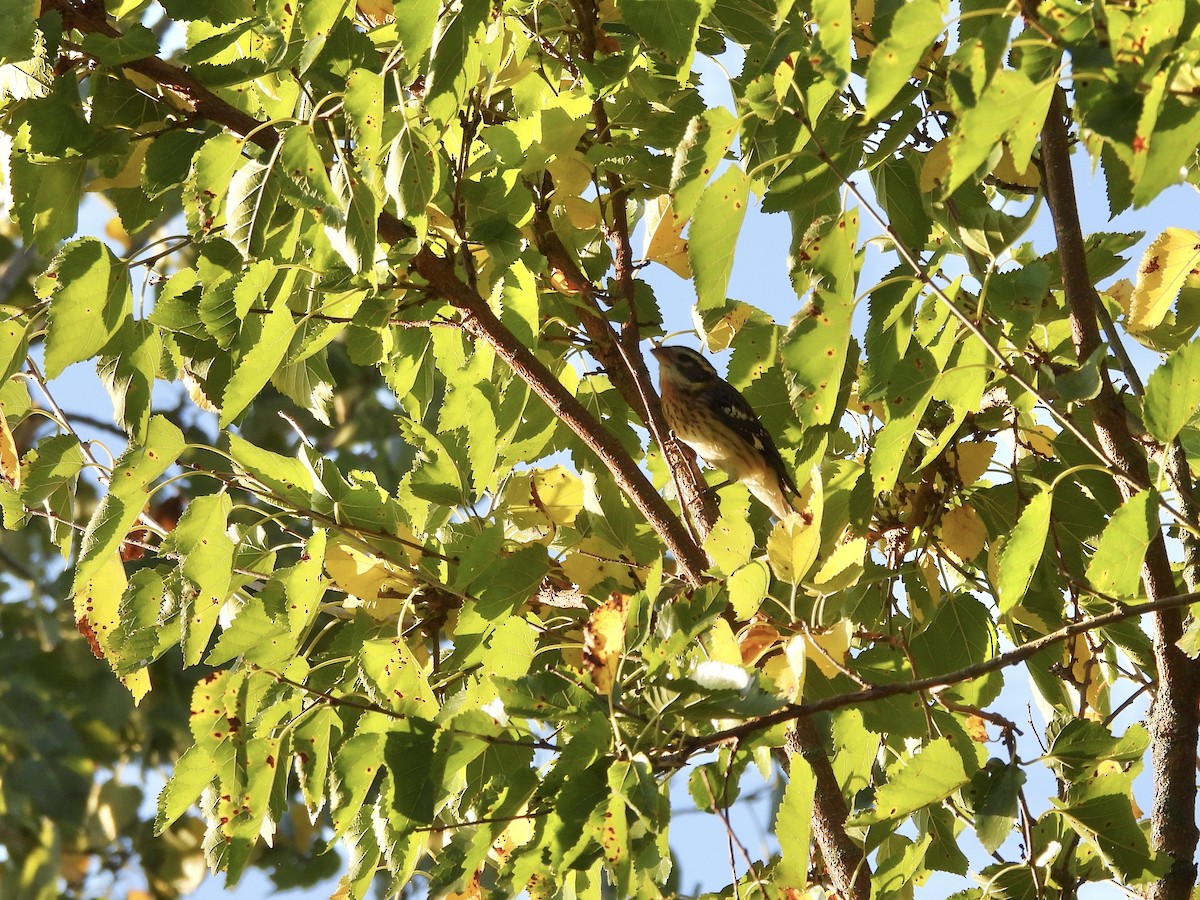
[1039,88,1200,898]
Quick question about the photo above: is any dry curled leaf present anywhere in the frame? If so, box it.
[583,593,629,693]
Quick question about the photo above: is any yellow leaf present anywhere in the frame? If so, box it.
[105,215,131,249]
[803,620,852,679]
[1106,278,1135,317]
[953,440,996,486]
[73,552,152,703]
[444,869,482,900]
[813,536,867,588]
[88,141,149,193]
[558,196,602,231]
[917,555,942,611]
[781,635,807,701]
[993,144,1041,189]
[0,411,18,489]
[1127,227,1200,332]
[707,617,742,665]
[767,512,820,584]
[508,466,584,529]
[737,622,780,667]
[324,539,417,619]
[561,535,635,593]
[642,195,691,278]
[693,301,753,352]
[852,0,876,57]
[583,593,628,693]
[1020,424,1055,457]
[548,267,584,296]
[939,503,986,562]
[965,715,989,743]
[1066,633,1106,715]
[490,814,536,864]
[547,151,593,197]
[919,139,952,194]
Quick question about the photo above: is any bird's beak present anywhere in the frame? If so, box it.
[649,346,666,360]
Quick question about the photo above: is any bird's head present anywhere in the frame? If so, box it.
[651,345,719,393]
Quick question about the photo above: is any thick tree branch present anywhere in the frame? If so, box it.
[783,720,871,899]
[46,0,710,584]
[1038,89,1200,898]
[532,205,719,536]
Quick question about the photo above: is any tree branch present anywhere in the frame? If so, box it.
[659,589,1200,765]
[531,202,719,537]
[1038,87,1200,899]
[782,719,871,899]
[45,0,709,584]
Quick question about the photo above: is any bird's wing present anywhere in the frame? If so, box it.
[708,380,801,497]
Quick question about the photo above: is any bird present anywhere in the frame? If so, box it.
[650,345,801,520]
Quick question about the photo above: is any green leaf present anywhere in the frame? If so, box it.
[781,212,860,428]
[80,23,159,64]
[384,722,438,824]
[945,70,1053,194]
[0,319,28,385]
[866,345,939,495]
[205,589,294,667]
[996,490,1051,614]
[865,0,947,117]
[1053,792,1169,884]
[670,107,738,221]
[20,434,85,506]
[385,121,439,219]
[425,0,490,123]
[811,0,852,82]
[0,0,37,64]
[226,156,283,259]
[968,761,1023,854]
[170,493,236,665]
[279,125,342,215]
[848,736,971,825]
[689,165,750,311]
[345,67,384,192]
[185,132,242,236]
[703,500,755,575]
[227,433,315,506]
[358,638,439,719]
[463,546,550,629]
[1086,488,1156,598]
[328,166,379,273]
[155,743,217,834]
[439,380,499,495]
[1143,339,1200,445]
[293,706,339,815]
[72,416,185,593]
[617,0,710,61]
[329,733,386,839]
[42,238,132,379]
[219,300,297,427]
[1047,720,1149,782]
[728,560,770,619]
[909,595,998,705]
[391,0,440,80]
[773,756,815,889]
[97,320,160,441]
[870,154,932,251]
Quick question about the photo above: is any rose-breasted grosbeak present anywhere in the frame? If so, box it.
[651,345,800,519]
